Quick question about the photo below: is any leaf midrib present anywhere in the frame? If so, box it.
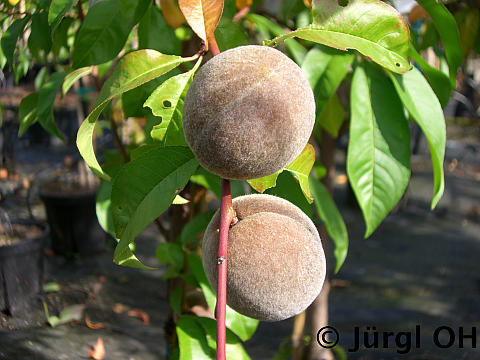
[364,71,376,233]
[306,27,405,57]
[95,56,182,108]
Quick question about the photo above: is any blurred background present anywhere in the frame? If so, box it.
[0,0,479,359]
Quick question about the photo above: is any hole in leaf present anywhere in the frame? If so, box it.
[338,0,348,6]
[162,100,172,108]
[395,62,401,67]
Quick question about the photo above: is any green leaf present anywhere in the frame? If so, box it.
[52,16,74,57]
[285,143,315,203]
[214,17,249,51]
[1,17,28,68]
[281,0,305,24]
[247,172,280,194]
[408,45,451,108]
[246,14,307,64]
[190,167,221,199]
[195,317,252,360]
[414,21,439,52]
[122,71,178,118]
[72,0,150,68]
[138,4,180,55]
[62,66,93,96]
[28,12,52,60]
[170,286,183,315]
[416,0,463,86]
[96,179,116,238]
[332,344,348,360]
[313,162,327,180]
[347,63,410,237]
[176,316,214,359]
[156,242,184,269]
[77,50,196,180]
[18,93,39,137]
[48,0,78,32]
[309,177,348,273]
[37,72,66,140]
[317,93,345,139]
[301,45,353,116]
[248,144,315,201]
[178,209,216,246]
[34,67,48,91]
[189,168,243,199]
[44,304,85,327]
[456,8,480,58]
[265,171,313,218]
[14,49,29,84]
[188,253,259,342]
[145,71,193,145]
[389,67,445,209]
[43,282,61,293]
[0,44,6,71]
[111,146,198,268]
[266,0,410,73]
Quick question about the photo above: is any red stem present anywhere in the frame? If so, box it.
[77,1,84,22]
[206,32,227,360]
[208,36,221,57]
[233,6,250,23]
[216,179,233,360]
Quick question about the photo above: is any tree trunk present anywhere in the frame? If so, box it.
[307,131,336,360]
[164,188,193,359]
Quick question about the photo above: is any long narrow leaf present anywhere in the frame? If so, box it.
[309,177,348,273]
[347,63,410,237]
[389,67,445,209]
[416,0,463,86]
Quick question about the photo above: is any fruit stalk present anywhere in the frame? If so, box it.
[207,33,228,360]
[216,178,234,360]
[208,36,221,57]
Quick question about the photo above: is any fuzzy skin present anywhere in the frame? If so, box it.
[182,45,315,180]
[202,194,326,321]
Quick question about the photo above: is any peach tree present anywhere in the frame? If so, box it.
[1,0,468,358]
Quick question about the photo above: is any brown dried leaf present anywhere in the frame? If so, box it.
[88,338,105,360]
[235,0,251,10]
[44,249,55,257]
[178,0,224,48]
[127,309,150,325]
[408,4,427,23]
[161,0,186,28]
[22,177,30,189]
[85,316,107,330]
[113,303,129,314]
[190,305,214,318]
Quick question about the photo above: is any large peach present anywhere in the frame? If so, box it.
[182,45,315,180]
[202,194,326,321]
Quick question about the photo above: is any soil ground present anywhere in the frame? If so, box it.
[0,120,479,360]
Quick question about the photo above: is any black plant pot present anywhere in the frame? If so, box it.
[0,221,48,316]
[39,182,105,257]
